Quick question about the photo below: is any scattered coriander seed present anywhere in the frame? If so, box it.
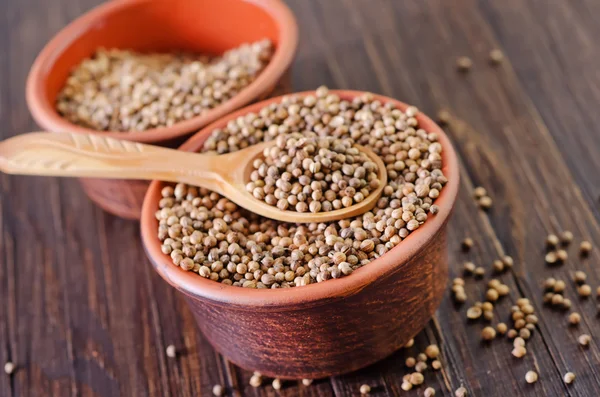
[574,271,587,284]
[496,284,510,296]
[432,360,442,370]
[562,299,572,310]
[578,284,592,298]
[166,344,176,358]
[478,196,493,210]
[473,186,487,199]
[496,323,508,334]
[454,290,467,303]
[514,337,526,348]
[525,371,538,384]
[401,381,413,391]
[507,329,518,339]
[489,49,504,64]
[453,277,465,286]
[560,231,574,245]
[405,357,416,367]
[526,314,538,324]
[483,310,494,321]
[493,260,504,273]
[462,238,474,251]
[474,267,485,278]
[502,255,514,268]
[250,374,262,387]
[482,302,494,312]
[554,280,566,293]
[481,326,496,341]
[467,306,482,320]
[556,250,568,262]
[417,353,428,362]
[57,42,274,132]
[519,328,531,340]
[488,279,501,289]
[405,338,415,348]
[425,344,440,359]
[568,312,581,326]
[302,379,313,386]
[415,361,428,373]
[3,362,15,375]
[455,386,468,397]
[551,294,564,306]
[543,277,556,290]
[437,109,451,125]
[512,346,527,358]
[578,334,591,347]
[580,241,592,256]
[272,378,282,390]
[543,292,554,304]
[360,384,371,394]
[545,251,558,264]
[456,57,473,72]
[212,384,224,396]
[563,372,576,384]
[463,261,476,274]
[546,234,559,248]
[424,387,436,397]
[486,289,499,302]
[410,372,425,385]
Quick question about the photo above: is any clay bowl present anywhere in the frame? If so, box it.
[26,0,298,220]
[140,90,460,379]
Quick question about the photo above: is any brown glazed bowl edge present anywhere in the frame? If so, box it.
[140,90,460,310]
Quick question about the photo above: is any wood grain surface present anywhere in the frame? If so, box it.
[1,0,599,396]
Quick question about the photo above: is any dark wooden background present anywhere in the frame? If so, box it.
[2,0,600,396]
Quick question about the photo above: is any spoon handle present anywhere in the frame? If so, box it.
[0,132,225,190]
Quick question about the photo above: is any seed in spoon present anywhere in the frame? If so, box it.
[248,136,380,213]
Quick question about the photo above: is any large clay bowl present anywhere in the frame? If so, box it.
[26,0,297,220]
[140,90,460,379]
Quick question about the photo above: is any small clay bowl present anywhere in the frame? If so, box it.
[140,90,460,379]
[26,0,298,220]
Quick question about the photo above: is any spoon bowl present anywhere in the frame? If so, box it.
[0,132,387,223]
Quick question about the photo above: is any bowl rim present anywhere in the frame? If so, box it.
[140,90,460,307]
[25,0,298,144]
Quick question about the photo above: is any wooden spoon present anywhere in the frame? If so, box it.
[0,132,387,223]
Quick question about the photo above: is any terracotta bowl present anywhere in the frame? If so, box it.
[26,0,298,220]
[140,90,460,379]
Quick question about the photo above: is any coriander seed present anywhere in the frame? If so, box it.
[546,234,559,247]
[456,57,473,72]
[405,338,415,348]
[560,231,574,245]
[438,109,451,125]
[496,323,507,334]
[474,267,485,278]
[432,360,442,370]
[212,384,224,396]
[401,382,413,391]
[563,372,575,384]
[455,386,468,397]
[467,306,482,319]
[574,271,587,284]
[543,277,556,290]
[409,372,424,385]
[481,326,496,341]
[462,237,474,251]
[166,344,176,358]
[568,312,581,325]
[512,346,527,358]
[463,261,476,274]
[580,240,592,256]
[554,280,566,293]
[525,371,538,384]
[405,357,416,367]
[359,384,371,394]
[272,378,282,390]
[545,251,558,264]
[578,284,592,298]
[478,196,493,210]
[492,260,504,273]
[578,334,591,347]
[489,49,504,65]
[302,379,313,386]
[250,374,262,387]
[425,387,436,397]
[557,249,568,262]
[425,344,440,359]
[473,186,487,199]
[3,362,15,375]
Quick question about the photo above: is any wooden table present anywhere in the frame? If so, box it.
[2,0,600,396]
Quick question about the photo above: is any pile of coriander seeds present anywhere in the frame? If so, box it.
[156,86,447,288]
[247,134,381,213]
[56,39,273,131]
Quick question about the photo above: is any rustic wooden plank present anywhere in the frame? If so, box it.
[478,0,600,221]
